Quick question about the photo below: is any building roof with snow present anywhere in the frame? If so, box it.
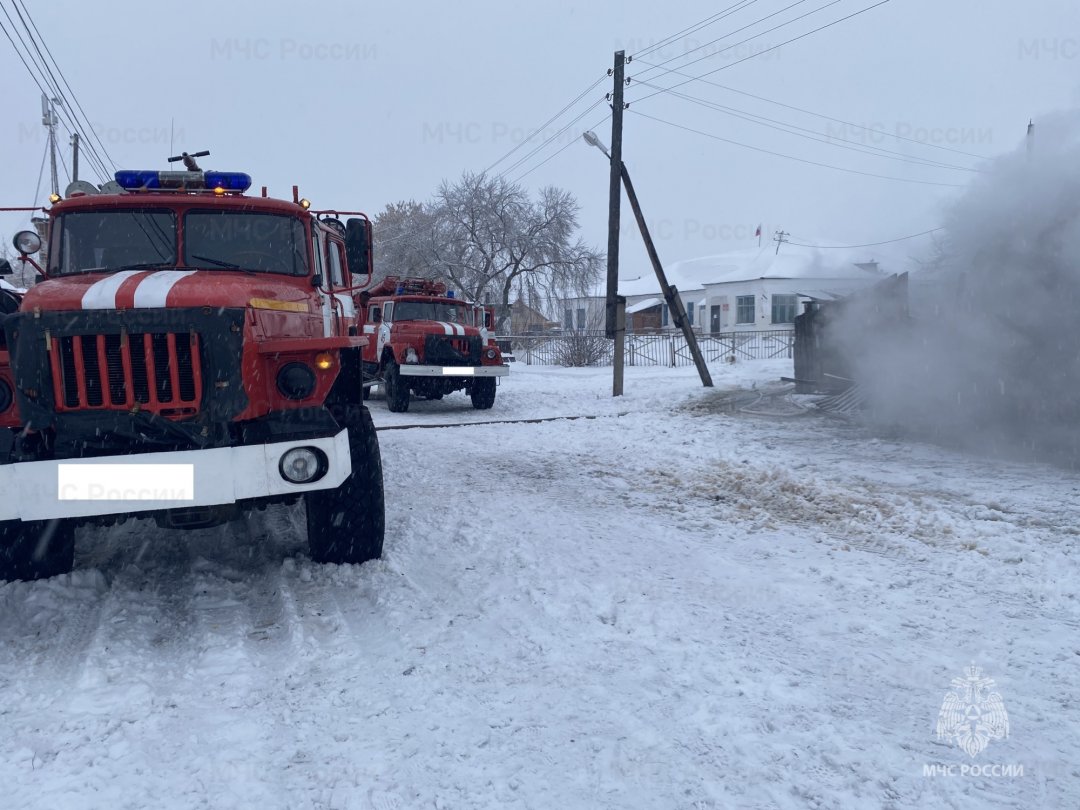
[615,245,885,297]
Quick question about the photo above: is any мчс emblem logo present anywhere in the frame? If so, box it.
[935,664,1010,758]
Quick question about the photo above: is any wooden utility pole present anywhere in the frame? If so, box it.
[773,229,789,254]
[70,132,80,182]
[605,50,625,340]
[613,295,626,396]
[619,164,713,388]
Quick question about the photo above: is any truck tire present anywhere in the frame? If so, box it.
[384,360,410,413]
[305,405,385,565]
[0,518,76,581]
[470,377,497,410]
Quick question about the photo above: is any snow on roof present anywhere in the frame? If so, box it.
[626,297,662,314]
[615,245,883,297]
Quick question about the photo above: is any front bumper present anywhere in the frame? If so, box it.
[398,364,509,378]
[0,429,351,522]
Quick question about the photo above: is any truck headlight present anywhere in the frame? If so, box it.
[485,348,498,359]
[277,362,316,400]
[279,447,326,484]
[13,230,41,256]
[405,347,419,364]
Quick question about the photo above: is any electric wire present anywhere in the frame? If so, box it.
[510,112,613,184]
[496,98,607,180]
[633,0,835,83]
[629,108,964,187]
[633,0,764,60]
[786,228,943,248]
[14,0,116,172]
[636,0,842,82]
[0,15,111,183]
[630,60,990,160]
[632,79,980,173]
[0,2,112,182]
[483,74,608,175]
[630,0,893,106]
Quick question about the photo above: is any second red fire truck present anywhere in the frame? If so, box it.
[358,277,508,412]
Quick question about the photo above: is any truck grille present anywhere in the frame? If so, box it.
[423,334,481,365]
[49,331,203,416]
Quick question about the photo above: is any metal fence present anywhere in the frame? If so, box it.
[503,330,794,367]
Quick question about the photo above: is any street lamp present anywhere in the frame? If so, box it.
[582,131,611,159]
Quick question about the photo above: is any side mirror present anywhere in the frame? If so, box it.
[345,217,372,288]
[0,259,12,276]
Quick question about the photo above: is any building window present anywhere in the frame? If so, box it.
[564,308,573,329]
[771,294,798,324]
[686,301,694,326]
[662,304,669,327]
[736,295,755,324]
[576,308,586,329]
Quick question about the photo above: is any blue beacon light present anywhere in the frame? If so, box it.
[113,170,252,192]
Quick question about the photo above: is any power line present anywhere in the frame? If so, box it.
[632,0,764,61]
[636,0,842,82]
[634,0,835,83]
[510,112,613,184]
[14,0,116,172]
[630,0,894,106]
[630,60,990,160]
[787,228,943,248]
[496,98,607,180]
[483,73,607,175]
[0,9,111,182]
[629,108,965,187]
[632,79,980,173]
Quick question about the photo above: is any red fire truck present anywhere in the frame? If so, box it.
[359,276,508,412]
[0,161,384,580]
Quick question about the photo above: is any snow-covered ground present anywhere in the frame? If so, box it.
[2,360,1078,809]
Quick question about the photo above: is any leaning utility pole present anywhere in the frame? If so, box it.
[619,164,713,389]
[773,229,789,255]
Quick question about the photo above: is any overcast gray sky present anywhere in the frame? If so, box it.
[2,0,1078,273]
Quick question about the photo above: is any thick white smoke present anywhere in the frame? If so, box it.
[850,109,1080,464]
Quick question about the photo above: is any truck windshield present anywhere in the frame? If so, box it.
[183,211,308,275]
[393,301,472,323]
[48,209,176,275]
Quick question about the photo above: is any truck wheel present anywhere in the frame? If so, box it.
[0,518,76,581]
[470,377,497,410]
[384,360,410,413]
[305,405,385,565]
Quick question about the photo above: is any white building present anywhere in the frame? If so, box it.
[565,246,886,334]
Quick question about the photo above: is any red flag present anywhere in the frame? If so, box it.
[754,224,762,237]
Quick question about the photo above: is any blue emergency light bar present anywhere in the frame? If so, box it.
[113,170,252,193]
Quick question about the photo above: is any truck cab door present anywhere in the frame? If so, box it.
[377,302,393,360]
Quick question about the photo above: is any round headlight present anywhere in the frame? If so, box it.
[276,362,316,400]
[0,380,12,413]
[405,347,419,364]
[13,231,41,256]
[486,348,498,360]
[280,447,325,484]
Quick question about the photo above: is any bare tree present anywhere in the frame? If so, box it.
[428,173,603,329]
[371,200,440,284]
